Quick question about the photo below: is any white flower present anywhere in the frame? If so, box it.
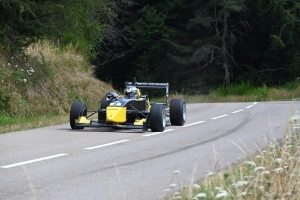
[194,193,207,198]
[244,161,256,166]
[174,170,180,174]
[205,171,215,177]
[164,189,170,193]
[272,168,283,173]
[256,155,261,158]
[254,166,266,172]
[8,63,11,67]
[193,184,201,189]
[269,143,276,148]
[170,183,177,188]
[261,170,270,175]
[275,158,283,163]
[215,190,229,198]
[236,181,248,187]
[21,69,24,72]
[238,191,247,196]
[23,79,27,83]
[15,65,18,68]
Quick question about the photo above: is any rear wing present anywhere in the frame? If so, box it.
[125,81,169,105]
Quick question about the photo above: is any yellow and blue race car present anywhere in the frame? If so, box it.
[70,78,186,132]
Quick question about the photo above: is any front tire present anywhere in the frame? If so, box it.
[150,104,166,132]
[170,99,186,126]
[70,102,87,129]
[100,97,109,110]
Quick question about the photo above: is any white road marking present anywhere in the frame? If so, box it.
[84,140,129,150]
[211,114,229,120]
[183,121,205,127]
[1,153,67,169]
[231,109,244,114]
[142,129,174,137]
[246,105,253,109]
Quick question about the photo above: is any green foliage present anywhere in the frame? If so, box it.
[212,81,269,97]
[0,88,10,112]
[0,0,109,54]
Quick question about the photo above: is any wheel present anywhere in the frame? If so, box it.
[170,98,186,126]
[100,97,109,110]
[150,104,166,132]
[70,102,87,129]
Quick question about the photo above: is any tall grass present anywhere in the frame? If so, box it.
[0,41,114,133]
[165,115,300,200]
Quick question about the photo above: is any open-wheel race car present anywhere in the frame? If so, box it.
[70,78,186,132]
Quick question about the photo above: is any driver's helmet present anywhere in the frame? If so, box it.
[124,86,138,99]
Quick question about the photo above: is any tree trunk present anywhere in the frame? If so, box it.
[221,9,230,85]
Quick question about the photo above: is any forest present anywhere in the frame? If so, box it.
[1,0,300,94]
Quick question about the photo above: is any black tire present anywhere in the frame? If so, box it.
[150,104,166,132]
[170,99,186,126]
[100,97,109,110]
[70,102,87,129]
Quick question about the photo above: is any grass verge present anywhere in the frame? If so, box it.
[164,115,300,199]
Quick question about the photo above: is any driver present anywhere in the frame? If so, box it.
[124,86,138,99]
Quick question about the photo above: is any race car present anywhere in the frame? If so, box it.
[69,78,186,132]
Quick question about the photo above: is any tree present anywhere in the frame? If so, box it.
[0,0,112,53]
[187,0,245,85]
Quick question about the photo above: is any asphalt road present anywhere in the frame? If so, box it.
[0,101,299,200]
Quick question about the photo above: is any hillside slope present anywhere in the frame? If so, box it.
[0,41,114,124]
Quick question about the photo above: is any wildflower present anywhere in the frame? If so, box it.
[275,158,283,163]
[261,170,270,175]
[194,193,207,198]
[21,69,24,72]
[164,189,170,193]
[175,196,182,199]
[193,184,201,189]
[174,170,180,174]
[238,191,247,196]
[272,168,283,173]
[15,65,18,68]
[236,181,248,187]
[23,79,27,83]
[254,166,266,172]
[290,115,300,121]
[8,63,11,67]
[215,190,229,199]
[205,171,215,177]
[256,155,261,158]
[244,161,256,167]
[170,183,177,188]
[269,143,276,148]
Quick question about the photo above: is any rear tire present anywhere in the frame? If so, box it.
[150,104,166,132]
[70,102,87,129]
[170,99,186,125]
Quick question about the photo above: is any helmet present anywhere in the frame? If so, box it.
[106,92,119,101]
[124,86,138,99]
